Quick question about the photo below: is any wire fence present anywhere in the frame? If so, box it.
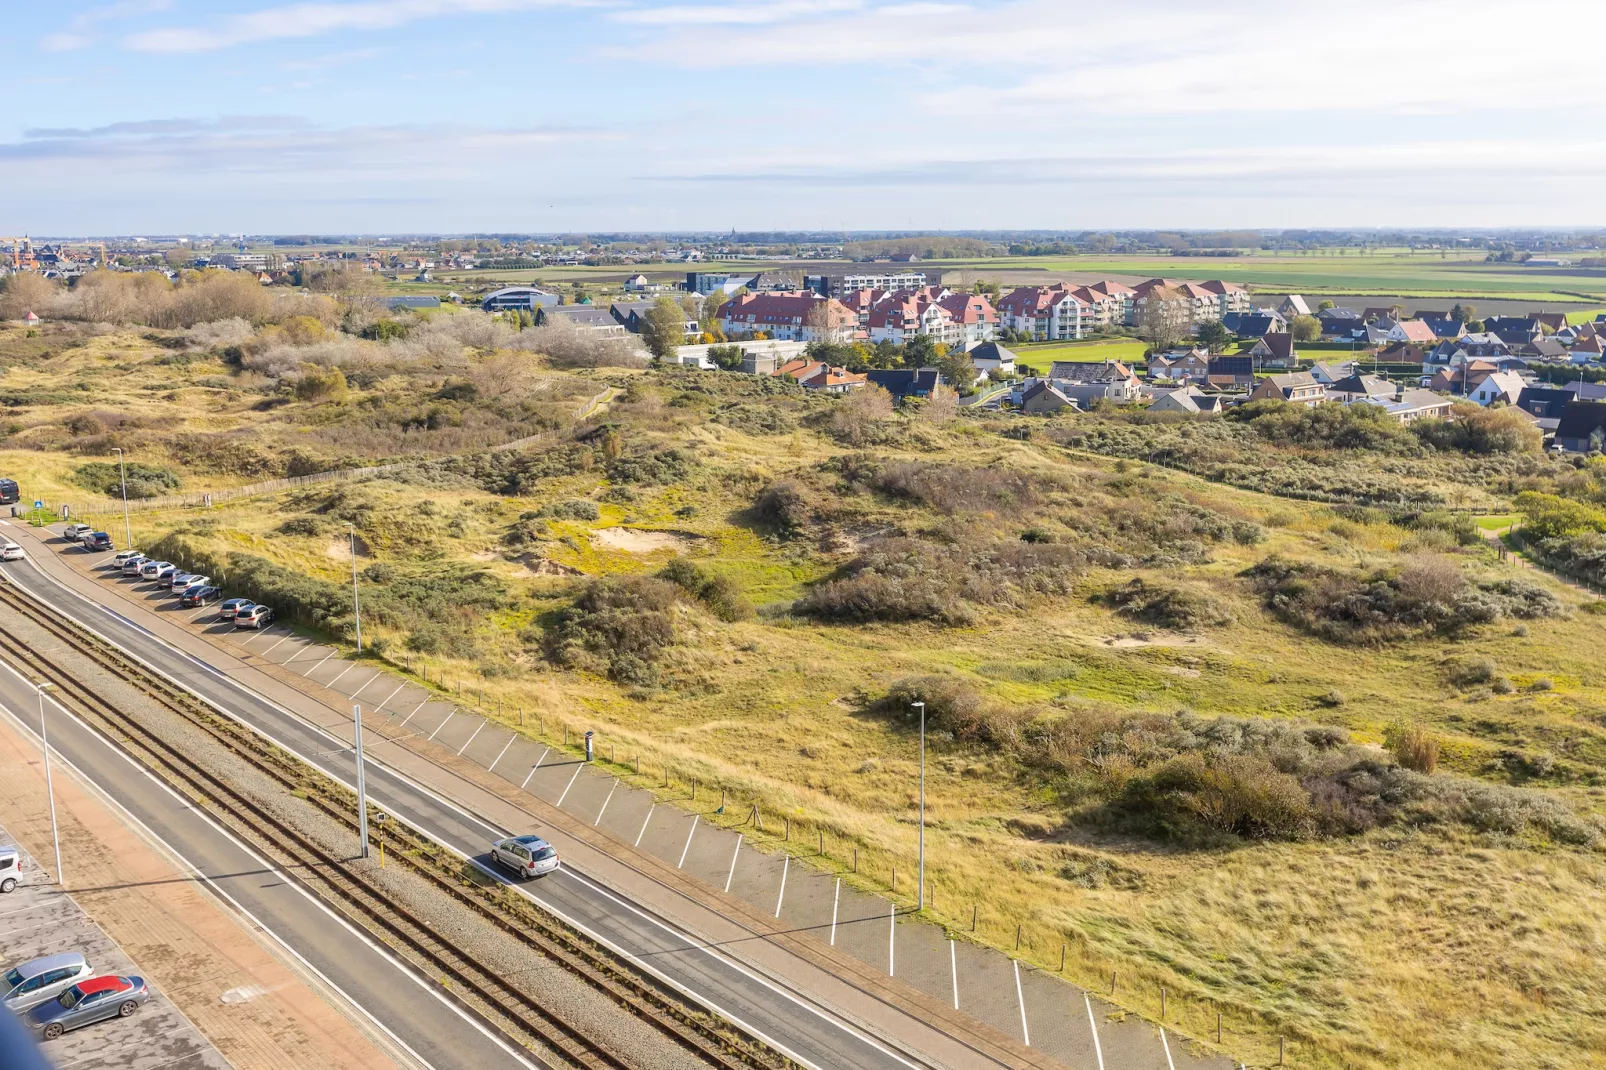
[54,387,613,520]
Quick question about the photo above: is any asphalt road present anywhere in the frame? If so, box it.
[0,552,920,1070]
[0,656,535,1070]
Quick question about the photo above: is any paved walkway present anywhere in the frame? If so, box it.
[9,521,1242,1070]
[0,686,405,1069]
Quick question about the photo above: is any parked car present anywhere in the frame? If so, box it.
[27,975,149,1041]
[0,845,19,893]
[235,604,274,629]
[0,542,24,562]
[111,550,142,569]
[180,585,221,608]
[159,568,192,589]
[174,575,212,597]
[62,524,92,543]
[85,532,113,552]
[152,563,178,585]
[3,955,94,1015]
[218,598,253,621]
[138,560,172,580]
[166,572,198,591]
[490,835,560,880]
[119,554,148,576]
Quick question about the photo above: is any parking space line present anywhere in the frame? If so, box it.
[326,662,356,687]
[593,778,617,827]
[259,631,298,657]
[677,815,699,868]
[350,671,380,701]
[634,804,654,847]
[456,721,486,756]
[426,710,456,742]
[950,940,958,1009]
[1085,993,1105,1070]
[774,856,789,918]
[376,682,406,711]
[555,763,583,807]
[1160,1027,1175,1070]
[487,734,515,773]
[888,903,895,977]
[394,699,429,729]
[304,651,334,677]
[520,748,549,790]
[724,834,743,892]
[830,878,840,946]
[1014,960,1029,1047]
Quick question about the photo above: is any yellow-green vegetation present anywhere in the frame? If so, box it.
[10,302,1606,1069]
[1011,338,1150,373]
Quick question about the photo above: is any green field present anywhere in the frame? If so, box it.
[1011,339,1150,372]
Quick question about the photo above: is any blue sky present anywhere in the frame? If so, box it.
[6,0,1606,234]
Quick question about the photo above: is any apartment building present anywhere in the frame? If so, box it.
[997,284,1092,340]
[805,270,927,297]
[866,288,962,346]
[717,291,857,343]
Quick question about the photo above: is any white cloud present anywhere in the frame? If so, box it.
[41,0,171,52]
[612,0,864,25]
[123,0,600,53]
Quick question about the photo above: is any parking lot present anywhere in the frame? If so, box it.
[0,825,229,1069]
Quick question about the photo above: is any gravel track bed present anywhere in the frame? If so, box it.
[3,604,718,1070]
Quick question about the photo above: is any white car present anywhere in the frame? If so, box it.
[2,953,94,1014]
[62,524,92,543]
[138,560,172,580]
[0,543,23,562]
[490,836,560,880]
[111,550,141,568]
[173,575,211,597]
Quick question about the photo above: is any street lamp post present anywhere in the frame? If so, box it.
[36,683,62,885]
[352,704,369,858]
[110,448,132,550]
[912,699,926,911]
[347,523,362,654]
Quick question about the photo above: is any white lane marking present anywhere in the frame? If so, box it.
[350,671,380,701]
[1160,1027,1175,1070]
[426,710,455,742]
[326,662,356,688]
[1085,992,1105,1070]
[633,804,654,848]
[829,878,839,947]
[723,835,742,893]
[1013,959,1029,1047]
[6,561,922,1070]
[456,721,485,757]
[555,763,583,808]
[676,815,698,869]
[305,651,334,677]
[520,748,548,790]
[593,779,617,827]
[774,856,789,918]
[375,682,406,712]
[487,735,515,774]
[949,940,958,1009]
[395,700,429,731]
[0,681,537,1070]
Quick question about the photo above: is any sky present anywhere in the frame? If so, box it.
[6,0,1606,235]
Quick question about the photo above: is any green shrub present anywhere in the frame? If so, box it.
[72,461,182,500]
[1120,753,1314,840]
[752,480,811,535]
[538,499,601,522]
[1100,578,1232,629]
[538,576,682,685]
[657,558,752,622]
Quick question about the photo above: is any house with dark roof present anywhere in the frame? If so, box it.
[1150,348,1211,383]
[1251,371,1325,406]
[1517,386,1576,431]
[610,300,699,336]
[1222,311,1285,338]
[1520,336,1569,362]
[1316,307,1365,340]
[1308,360,1358,385]
[1418,317,1466,340]
[1357,389,1456,424]
[961,340,1016,377]
[1555,400,1606,452]
[1534,312,1568,332]
[1248,332,1296,368]
[1484,316,1542,346]
[1148,386,1228,414]
[866,368,943,399]
[1019,380,1074,414]
[539,305,629,334]
[1207,355,1255,388]
[1327,374,1398,401]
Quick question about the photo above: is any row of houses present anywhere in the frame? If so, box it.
[995,278,1251,342]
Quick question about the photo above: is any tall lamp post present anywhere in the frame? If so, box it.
[36,682,62,885]
[347,523,362,654]
[911,699,926,911]
[352,704,369,858]
[110,447,132,550]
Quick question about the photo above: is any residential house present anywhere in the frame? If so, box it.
[1517,386,1576,431]
[867,288,962,346]
[1379,341,1429,366]
[1387,319,1440,345]
[1363,306,1404,323]
[1317,306,1365,339]
[1149,347,1212,383]
[865,368,943,399]
[798,365,866,394]
[1048,361,1143,400]
[1534,312,1569,333]
[1327,374,1398,402]
[1431,359,1499,395]
[1278,295,1313,318]
[1568,334,1606,363]
[1357,389,1456,424]
[1308,359,1358,385]
[936,291,999,343]
[1250,371,1325,406]
[1207,355,1256,388]
[1484,316,1543,347]
[749,271,801,292]
[718,291,857,343]
[1149,386,1227,414]
[610,300,699,337]
[481,286,560,311]
[1248,332,1297,368]
[1555,400,1606,452]
[1198,279,1252,318]
[961,340,1016,378]
[997,284,1091,340]
[838,288,886,331]
[1222,310,1286,338]
[1019,381,1074,415]
[1520,336,1569,363]
[1133,278,1224,324]
[1467,370,1526,406]
[539,305,629,335]
[1418,317,1466,341]
[623,273,652,292]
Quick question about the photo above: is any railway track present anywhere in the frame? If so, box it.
[0,578,790,1070]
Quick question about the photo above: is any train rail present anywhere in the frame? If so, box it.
[0,578,790,1070]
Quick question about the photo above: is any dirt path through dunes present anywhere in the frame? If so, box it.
[0,708,404,1070]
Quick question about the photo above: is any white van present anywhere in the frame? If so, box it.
[0,846,18,893]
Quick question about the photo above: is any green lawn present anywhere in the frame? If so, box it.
[1475,514,1522,532]
[1012,339,1149,373]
